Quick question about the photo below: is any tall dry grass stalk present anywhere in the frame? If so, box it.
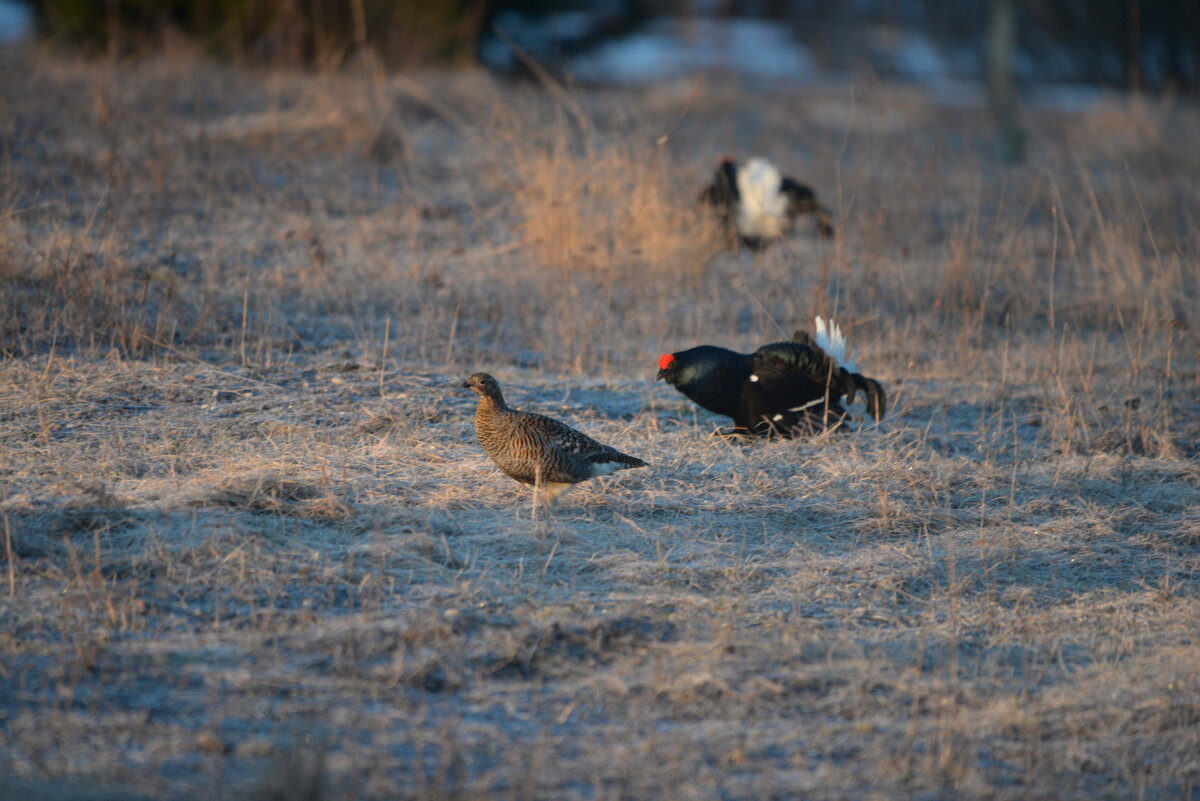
[494,116,724,280]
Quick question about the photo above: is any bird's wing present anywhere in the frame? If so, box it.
[778,336,885,422]
[516,411,599,452]
[780,177,834,237]
[751,341,842,389]
[779,177,817,212]
[735,341,851,433]
[700,177,735,209]
[517,411,645,475]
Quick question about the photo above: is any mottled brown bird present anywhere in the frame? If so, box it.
[462,373,647,509]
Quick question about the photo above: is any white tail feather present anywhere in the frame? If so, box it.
[814,316,858,373]
[735,158,789,239]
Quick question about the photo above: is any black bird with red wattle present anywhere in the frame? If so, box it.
[657,318,886,437]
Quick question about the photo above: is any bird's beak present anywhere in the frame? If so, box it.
[657,354,676,382]
[460,380,470,389]
[657,353,677,381]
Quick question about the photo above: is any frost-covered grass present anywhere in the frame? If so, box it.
[1,47,1199,800]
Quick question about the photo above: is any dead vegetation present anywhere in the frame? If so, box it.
[1,44,1199,801]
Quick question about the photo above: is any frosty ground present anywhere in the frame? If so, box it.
[1,48,1198,800]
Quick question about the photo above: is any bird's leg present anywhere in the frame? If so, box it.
[540,482,575,508]
[532,464,543,520]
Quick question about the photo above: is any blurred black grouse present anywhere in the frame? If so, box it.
[700,156,834,249]
[657,318,886,437]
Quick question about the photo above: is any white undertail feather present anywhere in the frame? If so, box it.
[736,158,789,240]
[815,316,858,373]
[589,460,627,478]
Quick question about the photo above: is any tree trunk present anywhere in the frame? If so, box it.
[987,0,1025,164]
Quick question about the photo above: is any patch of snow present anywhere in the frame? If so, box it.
[1026,83,1114,111]
[0,0,32,44]
[569,17,816,84]
[892,32,946,80]
[483,9,618,72]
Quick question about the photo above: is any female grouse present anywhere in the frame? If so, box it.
[462,373,647,507]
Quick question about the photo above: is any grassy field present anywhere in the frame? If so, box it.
[2,45,1199,800]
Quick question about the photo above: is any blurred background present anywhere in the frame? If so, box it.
[4,0,1197,95]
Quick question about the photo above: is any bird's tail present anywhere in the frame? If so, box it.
[843,373,887,422]
[814,317,858,373]
[739,158,783,215]
[797,319,885,422]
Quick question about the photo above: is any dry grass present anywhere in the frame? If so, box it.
[494,104,725,277]
[1,44,1199,801]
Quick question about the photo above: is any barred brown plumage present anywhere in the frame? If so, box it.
[461,373,647,509]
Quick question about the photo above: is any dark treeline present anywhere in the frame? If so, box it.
[27,0,1200,91]
[29,0,491,67]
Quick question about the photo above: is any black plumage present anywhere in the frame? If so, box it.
[699,157,834,249]
[657,323,886,437]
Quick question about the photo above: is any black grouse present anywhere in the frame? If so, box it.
[657,318,886,437]
[462,373,647,508]
[700,156,835,249]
